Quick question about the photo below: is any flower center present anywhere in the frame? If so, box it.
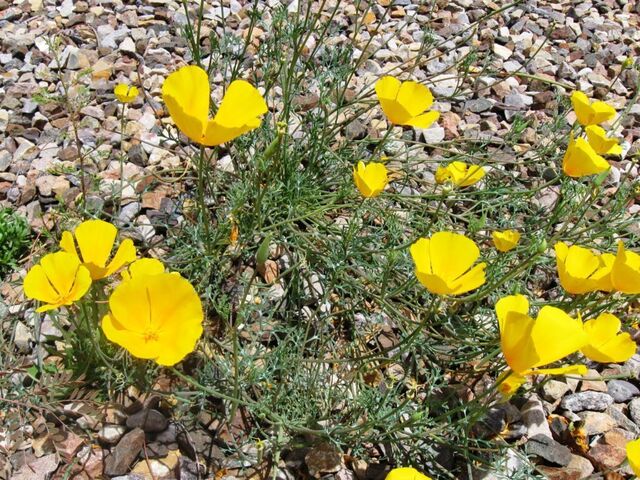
[142,330,159,343]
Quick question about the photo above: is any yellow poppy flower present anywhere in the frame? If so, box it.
[570,91,616,126]
[492,230,520,252]
[627,439,640,476]
[581,313,636,363]
[121,258,166,281]
[496,294,588,374]
[410,232,486,296]
[562,135,610,178]
[385,468,431,480]
[101,272,204,366]
[353,161,388,198]
[114,83,139,103]
[554,242,614,294]
[60,219,136,280]
[375,76,440,128]
[162,65,268,146]
[435,161,485,187]
[612,241,640,294]
[23,251,92,312]
[498,365,587,398]
[585,125,623,156]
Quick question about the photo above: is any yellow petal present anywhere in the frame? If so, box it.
[428,232,480,283]
[385,467,432,480]
[626,438,640,476]
[450,262,486,295]
[114,84,139,103]
[59,231,80,260]
[590,100,616,125]
[375,76,409,124]
[101,314,160,359]
[123,258,165,280]
[563,136,610,177]
[439,162,484,187]
[571,91,592,126]
[74,219,117,278]
[108,276,152,335]
[67,265,92,303]
[23,264,60,305]
[497,371,527,397]
[555,242,613,294]
[410,238,432,275]
[162,65,210,144]
[40,251,82,299]
[405,110,440,130]
[354,161,388,198]
[582,313,636,363]
[104,239,137,277]
[531,306,588,368]
[585,125,622,155]
[571,91,615,126]
[492,230,520,252]
[612,241,640,294]
[375,76,438,127]
[495,295,539,373]
[396,81,434,118]
[202,80,267,146]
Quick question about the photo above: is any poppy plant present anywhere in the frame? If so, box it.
[101,271,204,366]
[435,161,485,187]
[114,84,139,103]
[585,125,623,156]
[554,242,614,294]
[492,230,520,252]
[611,241,640,294]
[162,65,268,146]
[581,313,636,363]
[410,232,486,296]
[562,135,610,178]
[353,161,388,198]
[570,91,616,126]
[385,468,431,480]
[23,251,92,312]
[375,76,440,128]
[60,219,136,280]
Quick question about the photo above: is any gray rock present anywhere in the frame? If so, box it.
[560,391,614,412]
[629,397,640,425]
[98,425,126,445]
[606,405,640,435]
[542,380,570,402]
[608,379,640,403]
[465,98,494,113]
[126,409,168,433]
[128,144,148,167]
[13,321,32,352]
[521,395,552,438]
[524,434,572,467]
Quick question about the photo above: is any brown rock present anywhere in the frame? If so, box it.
[587,443,626,470]
[305,442,343,475]
[53,431,84,462]
[104,428,145,476]
[536,466,581,480]
[258,259,279,284]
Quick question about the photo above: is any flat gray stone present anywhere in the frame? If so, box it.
[560,391,614,412]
